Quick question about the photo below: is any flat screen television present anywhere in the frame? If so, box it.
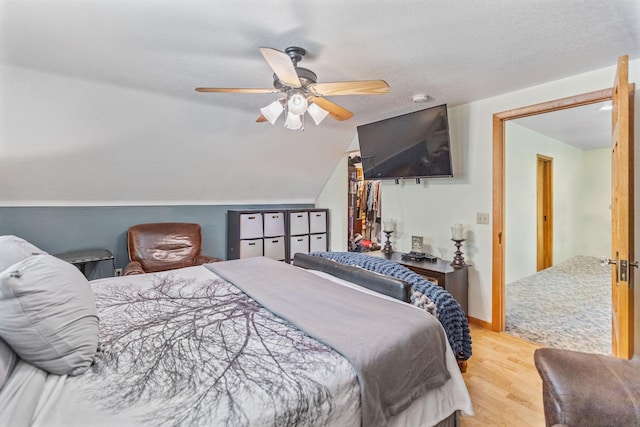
[357,104,453,180]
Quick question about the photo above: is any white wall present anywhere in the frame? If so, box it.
[0,64,354,206]
[318,58,639,324]
[582,148,613,257]
[315,155,349,252]
[505,122,610,284]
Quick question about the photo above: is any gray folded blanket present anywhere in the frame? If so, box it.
[208,257,451,427]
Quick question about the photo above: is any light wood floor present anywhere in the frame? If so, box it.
[460,324,546,427]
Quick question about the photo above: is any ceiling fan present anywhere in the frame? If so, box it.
[195,46,390,130]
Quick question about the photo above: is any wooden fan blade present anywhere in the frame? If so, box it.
[259,47,301,88]
[256,115,268,123]
[311,80,390,96]
[195,87,279,94]
[312,97,354,121]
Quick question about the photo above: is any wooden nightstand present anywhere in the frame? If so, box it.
[378,252,469,314]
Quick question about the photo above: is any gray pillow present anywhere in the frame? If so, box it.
[0,235,47,272]
[0,338,17,390]
[0,255,99,376]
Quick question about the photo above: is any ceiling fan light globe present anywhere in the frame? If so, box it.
[260,100,284,125]
[287,90,308,116]
[284,112,303,130]
[307,102,329,125]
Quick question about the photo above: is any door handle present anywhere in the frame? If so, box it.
[601,252,620,285]
[601,256,638,286]
[600,256,616,266]
[601,257,640,269]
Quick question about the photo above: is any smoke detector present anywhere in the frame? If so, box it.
[412,94,431,103]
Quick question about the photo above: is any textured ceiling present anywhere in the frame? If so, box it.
[515,101,612,150]
[0,0,638,203]
[3,0,638,122]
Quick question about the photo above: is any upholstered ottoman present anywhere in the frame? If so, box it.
[534,347,640,427]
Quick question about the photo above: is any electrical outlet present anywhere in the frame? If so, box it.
[477,212,490,225]
[115,268,123,277]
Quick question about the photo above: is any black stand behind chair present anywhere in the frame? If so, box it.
[55,248,115,279]
[534,347,640,427]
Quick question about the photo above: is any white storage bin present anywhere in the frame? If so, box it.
[309,211,327,234]
[289,211,309,235]
[239,214,263,239]
[290,235,309,256]
[309,233,327,252]
[239,239,263,258]
[263,212,285,237]
[264,237,285,260]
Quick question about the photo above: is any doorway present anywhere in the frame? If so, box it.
[491,88,613,332]
[502,117,612,354]
[494,56,635,358]
[536,154,553,271]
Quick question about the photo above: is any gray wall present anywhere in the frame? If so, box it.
[0,204,312,273]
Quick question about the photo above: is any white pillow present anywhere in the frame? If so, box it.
[0,338,16,391]
[0,235,47,272]
[0,255,99,376]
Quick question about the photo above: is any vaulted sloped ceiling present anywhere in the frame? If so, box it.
[1,0,638,205]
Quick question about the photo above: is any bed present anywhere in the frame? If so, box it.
[0,235,472,427]
[303,252,473,365]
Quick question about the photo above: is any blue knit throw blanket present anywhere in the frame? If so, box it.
[310,252,472,361]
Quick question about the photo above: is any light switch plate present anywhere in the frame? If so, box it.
[477,212,490,224]
[411,236,423,252]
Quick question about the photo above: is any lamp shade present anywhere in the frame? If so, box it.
[284,112,303,130]
[260,100,284,125]
[287,90,308,116]
[307,102,329,125]
[383,218,395,232]
[451,223,464,240]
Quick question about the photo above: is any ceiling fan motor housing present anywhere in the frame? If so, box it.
[273,67,317,92]
[285,46,306,66]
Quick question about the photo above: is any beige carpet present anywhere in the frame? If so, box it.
[505,255,611,355]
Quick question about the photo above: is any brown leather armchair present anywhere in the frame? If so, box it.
[124,222,221,275]
[534,347,640,427]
